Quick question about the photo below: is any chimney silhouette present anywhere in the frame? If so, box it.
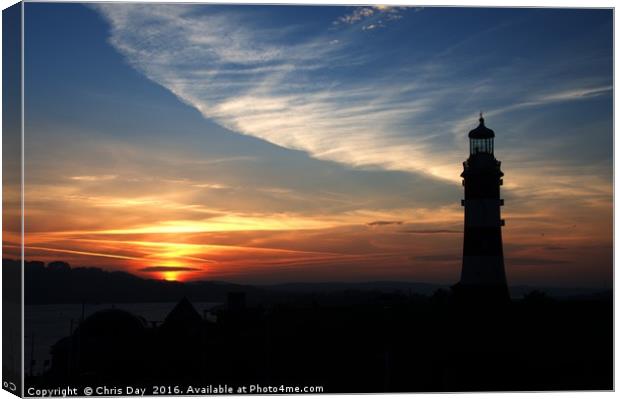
[456,114,509,302]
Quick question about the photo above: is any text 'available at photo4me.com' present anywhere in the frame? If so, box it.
[26,384,326,397]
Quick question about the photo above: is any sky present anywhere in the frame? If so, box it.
[4,3,612,287]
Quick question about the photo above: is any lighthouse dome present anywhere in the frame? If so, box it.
[469,115,495,139]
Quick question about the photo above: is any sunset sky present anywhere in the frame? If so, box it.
[5,4,612,287]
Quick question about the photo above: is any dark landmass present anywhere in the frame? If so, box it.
[28,281,613,393]
[4,259,609,305]
[264,281,609,300]
[7,259,613,392]
[21,260,259,305]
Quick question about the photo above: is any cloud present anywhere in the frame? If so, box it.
[93,4,449,180]
[334,6,408,26]
[92,4,498,186]
[411,254,459,263]
[139,266,202,273]
[190,183,231,190]
[544,246,567,251]
[336,7,375,24]
[367,220,403,226]
[70,175,117,181]
[475,85,612,121]
[93,4,611,188]
[401,229,461,234]
[362,24,382,31]
[536,86,612,103]
[507,257,570,266]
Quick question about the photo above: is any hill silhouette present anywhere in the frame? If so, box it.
[7,259,607,305]
[17,259,258,305]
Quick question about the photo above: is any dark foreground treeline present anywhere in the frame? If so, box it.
[28,292,612,392]
[18,264,612,392]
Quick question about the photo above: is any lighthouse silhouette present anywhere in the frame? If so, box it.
[455,114,510,302]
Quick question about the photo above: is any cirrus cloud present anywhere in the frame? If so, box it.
[92,3,612,192]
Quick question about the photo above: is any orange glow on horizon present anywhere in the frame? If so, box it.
[5,162,610,287]
[161,271,180,281]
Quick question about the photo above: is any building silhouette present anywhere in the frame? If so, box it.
[455,114,509,302]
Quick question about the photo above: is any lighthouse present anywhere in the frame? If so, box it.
[456,114,509,302]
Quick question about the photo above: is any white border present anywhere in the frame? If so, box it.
[0,1,616,399]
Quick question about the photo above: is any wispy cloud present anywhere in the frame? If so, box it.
[70,174,118,181]
[367,220,404,226]
[362,23,382,31]
[93,4,611,188]
[139,266,202,273]
[535,85,612,103]
[401,229,461,234]
[336,7,375,24]
[94,4,448,179]
[334,5,408,28]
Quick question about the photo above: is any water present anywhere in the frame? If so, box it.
[24,302,221,376]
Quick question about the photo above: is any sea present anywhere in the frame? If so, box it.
[24,302,221,376]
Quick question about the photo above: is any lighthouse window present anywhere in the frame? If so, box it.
[470,138,494,155]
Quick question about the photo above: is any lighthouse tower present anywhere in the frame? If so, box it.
[457,114,509,302]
